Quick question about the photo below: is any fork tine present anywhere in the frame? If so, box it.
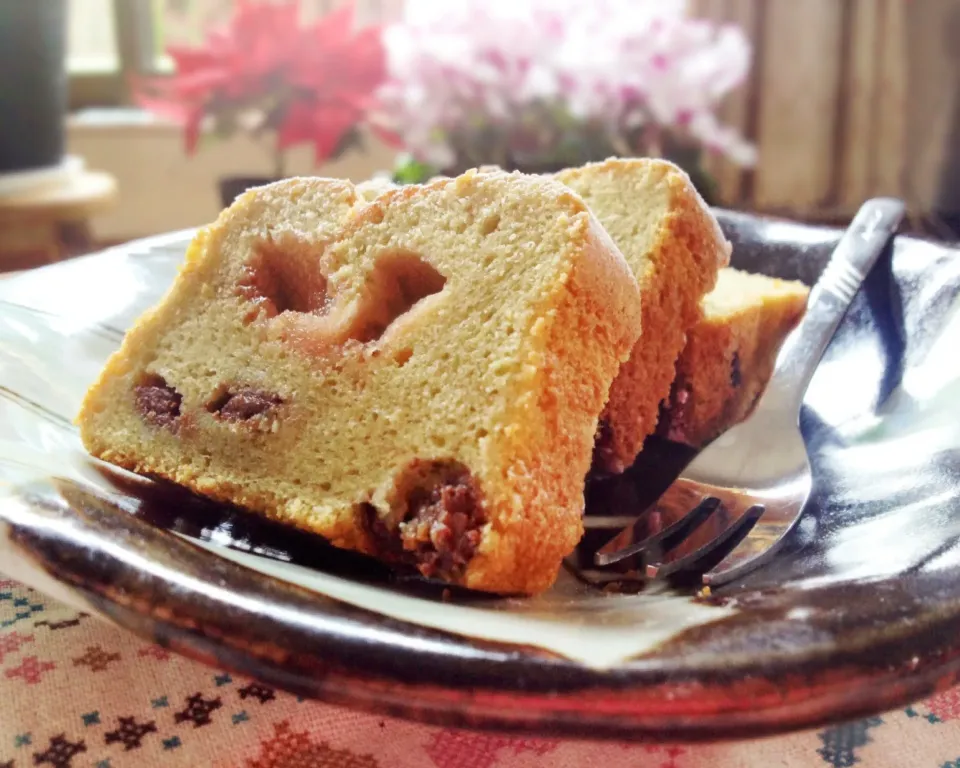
[644,502,765,578]
[592,478,716,567]
[701,518,793,586]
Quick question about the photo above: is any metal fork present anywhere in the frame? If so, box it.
[594,198,906,586]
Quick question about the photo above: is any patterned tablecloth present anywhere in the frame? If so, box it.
[3,577,960,768]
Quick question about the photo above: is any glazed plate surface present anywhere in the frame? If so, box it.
[1,212,960,741]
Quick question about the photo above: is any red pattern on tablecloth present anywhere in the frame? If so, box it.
[2,577,960,768]
[422,730,558,768]
[4,655,56,685]
[0,632,34,662]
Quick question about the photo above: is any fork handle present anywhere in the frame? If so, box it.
[764,198,906,412]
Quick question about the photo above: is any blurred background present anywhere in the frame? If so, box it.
[0,0,957,270]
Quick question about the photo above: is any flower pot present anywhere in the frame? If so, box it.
[0,0,67,174]
[218,176,279,209]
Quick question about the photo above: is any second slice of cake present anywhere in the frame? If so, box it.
[556,158,731,472]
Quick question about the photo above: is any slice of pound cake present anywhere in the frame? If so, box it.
[77,170,642,595]
[659,268,809,447]
[556,158,731,473]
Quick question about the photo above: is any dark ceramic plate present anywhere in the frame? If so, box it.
[1,214,960,742]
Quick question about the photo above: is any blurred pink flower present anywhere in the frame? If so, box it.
[375,0,755,169]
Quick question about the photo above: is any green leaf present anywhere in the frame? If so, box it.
[391,154,436,185]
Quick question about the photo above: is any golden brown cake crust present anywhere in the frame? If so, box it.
[659,268,809,447]
[557,158,730,473]
[77,171,641,595]
[464,209,643,594]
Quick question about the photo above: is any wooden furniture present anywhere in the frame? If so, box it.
[0,168,117,272]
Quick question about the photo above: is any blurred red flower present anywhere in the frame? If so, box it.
[134,0,386,168]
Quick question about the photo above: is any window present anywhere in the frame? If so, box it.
[68,0,119,74]
[67,0,120,107]
[67,0,405,108]
[67,0,153,107]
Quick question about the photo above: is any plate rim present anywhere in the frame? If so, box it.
[4,209,960,742]
[7,475,960,743]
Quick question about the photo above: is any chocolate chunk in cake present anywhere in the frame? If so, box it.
[134,375,182,428]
